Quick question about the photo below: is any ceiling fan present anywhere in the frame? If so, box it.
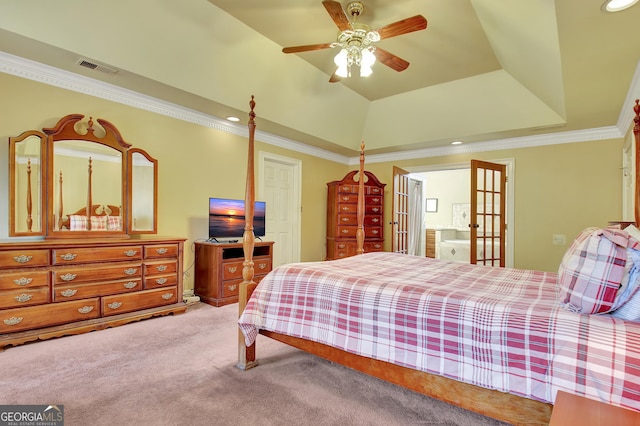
[282,1,427,82]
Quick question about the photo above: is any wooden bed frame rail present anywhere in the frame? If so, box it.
[235,97,640,425]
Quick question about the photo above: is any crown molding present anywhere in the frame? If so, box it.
[1,50,635,167]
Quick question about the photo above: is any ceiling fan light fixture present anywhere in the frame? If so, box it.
[601,0,638,12]
[334,48,350,77]
[360,47,376,77]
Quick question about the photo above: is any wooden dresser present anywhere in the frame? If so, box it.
[0,237,186,350]
[194,241,274,307]
[326,170,386,260]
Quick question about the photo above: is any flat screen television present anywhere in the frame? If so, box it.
[208,197,266,241]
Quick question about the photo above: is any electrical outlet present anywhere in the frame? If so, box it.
[552,234,566,245]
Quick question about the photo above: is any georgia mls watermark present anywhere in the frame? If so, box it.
[0,405,64,426]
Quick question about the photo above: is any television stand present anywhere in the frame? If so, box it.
[193,240,274,307]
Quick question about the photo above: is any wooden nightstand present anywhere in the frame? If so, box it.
[549,391,640,426]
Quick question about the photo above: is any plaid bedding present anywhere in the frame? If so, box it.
[238,252,640,410]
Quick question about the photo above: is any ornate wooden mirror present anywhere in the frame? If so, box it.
[8,114,157,238]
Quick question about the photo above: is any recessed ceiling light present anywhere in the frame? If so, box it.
[601,0,638,12]
[451,141,463,145]
[226,116,240,122]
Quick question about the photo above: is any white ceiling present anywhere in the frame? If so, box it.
[0,0,639,156]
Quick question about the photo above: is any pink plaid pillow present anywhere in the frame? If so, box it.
[557,227,640,314]
[90,216,107,230]
[106,215,122,231]
[69,215,88,231]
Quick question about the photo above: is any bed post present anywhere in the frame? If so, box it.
[356,141,365,255]
[237,95,258,371]
[634,99,640,226]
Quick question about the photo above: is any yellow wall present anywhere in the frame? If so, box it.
[0,72,626,287]
[0,73,347,291]
[365,139,623,272]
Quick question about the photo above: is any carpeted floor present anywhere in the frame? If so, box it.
[0,302,509,426]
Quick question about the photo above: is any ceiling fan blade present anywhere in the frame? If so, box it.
[374,47,410,72]
[282,43,333,54]
[329,69,342,83]
[322,0,351,31]
[377,15,427,40]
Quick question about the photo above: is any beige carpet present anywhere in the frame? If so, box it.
[0,302,509,426]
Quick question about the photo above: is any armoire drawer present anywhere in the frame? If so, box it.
[0,287,49,309]
[0,270,49,290]
[53,246,143,264]
[53,278,143,301]
[0,298,100,334]
[0,250,50,269]
[102,287,178,316]
[52,262,142,285]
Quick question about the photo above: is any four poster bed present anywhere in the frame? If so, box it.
[235,97,640,425]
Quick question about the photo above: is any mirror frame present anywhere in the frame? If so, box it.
[9,130,47,237]
[8,114,158,238]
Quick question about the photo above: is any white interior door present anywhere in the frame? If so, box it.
[259,152,301,267]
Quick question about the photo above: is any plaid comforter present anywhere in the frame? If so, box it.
[238,252,640,410]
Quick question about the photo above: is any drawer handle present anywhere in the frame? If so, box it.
[341,206,349,211]
[161,293,173,300]
[107,302,122,310]
[155,265,168,272]
[341,229,349,234]
[338,244,346,248]
[60,253,77,261]
[3,316,23,326]
[371,230,379,235]
[61,289,77,297]
[342,196,350,201]
[15,294,33,303]
[372,207,380,213]
[258,264,266,270]
[372,188,380,193]
[374,244,381,248]
[342,218,349,222]
[124,268,138,275]
[78,306,94,314]
[227,266,237,273]
[13,277,33,286]
[228,284,237,292]
[156,248,168,255]
[155,278,168,285]
[342,186,350,191]
[60,273,77,282]
[123,281,137,289]
[124,250,138,257]
[372,198,380,203]
[338,253,346,257]
[372,218,379,223]
[13,255,33,264]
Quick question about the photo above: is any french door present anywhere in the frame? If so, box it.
[391,166,410,253]
[470,160,506,266]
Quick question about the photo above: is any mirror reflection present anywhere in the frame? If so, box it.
[12,133,44,234]
[130,151,155,232]
[53,140,123,232]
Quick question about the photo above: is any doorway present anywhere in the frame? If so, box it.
[408,159,514,267]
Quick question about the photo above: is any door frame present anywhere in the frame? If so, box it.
[258,151,302,264]
[406,159,515,268]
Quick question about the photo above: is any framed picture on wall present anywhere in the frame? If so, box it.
[426,198,438,213]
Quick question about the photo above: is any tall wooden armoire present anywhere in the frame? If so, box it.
[326,170,386,260]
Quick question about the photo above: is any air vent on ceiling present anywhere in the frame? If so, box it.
[76,59,119,76]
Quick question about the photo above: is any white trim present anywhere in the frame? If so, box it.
[1,50,636,166]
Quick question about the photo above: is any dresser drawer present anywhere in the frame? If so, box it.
[0,270,49,290]
[365,227,382,238]
[0,249,49,269]
[333,241,357,259]
[337,226,356,237]
[144,260,177,276]
[0,287,49,309]
[144,274,178,289]
[102,287,178,316]
[54,278,142,301]
[254,258,271,276]
[364,242,384,252]
[222,260,244,280]
[338,214,357,225]
[144,244,179,259]
[52,262,142,285]
[52,246,142,264]
[0,298,100,334]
